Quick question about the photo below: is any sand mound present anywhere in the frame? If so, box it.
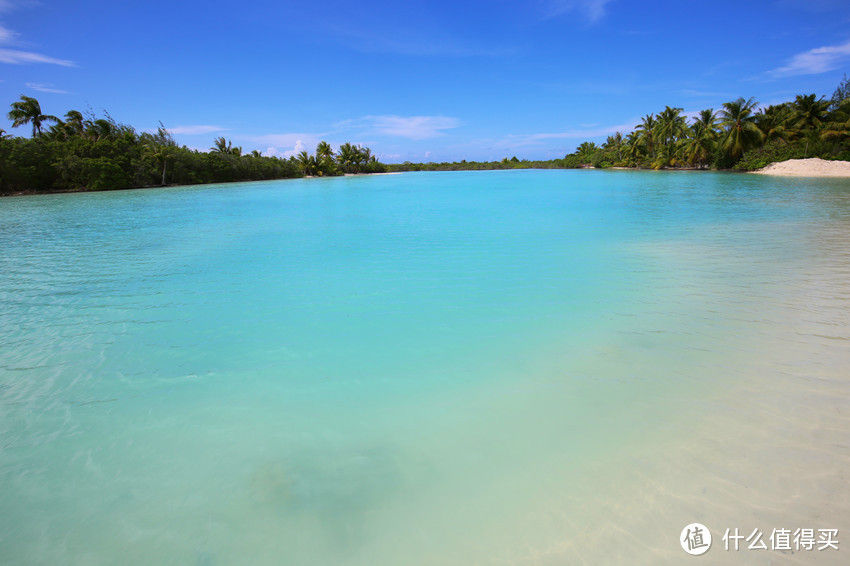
[752,157,850,177]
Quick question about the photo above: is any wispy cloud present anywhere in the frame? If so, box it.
[167,125,226,135]
[677,88,733,98]
[0,48,75,65]
[0,3,76,66]
[500,120,639,147]
[347,32,516,58]
[0,1,39,15]
[317,16,518,58]
[542,0,613,23]
[768,40,850,77]
[26,82,69,94]
[0,22,17,43]
[340,115,461,140]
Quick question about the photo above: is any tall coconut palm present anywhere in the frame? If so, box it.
[7,95,59,137]
[84,119,118,141]
[635,114,657,158]
[337,143,355,173]
[316,141,334,161]
[575,141,599,164]
[755,104,792,144]
[359,145,372,166]
[790,94,830,132]
[655,106,686,150]
[718,97,763,160]
[296,150,317,176]
[623,131,644,166]
[682,113,718,169]
[603,132,624,162]
[63,110,86,137]
[211,136,241,156]
[821,98,850,142]
[145,123,176,186]
[315,140,336,174]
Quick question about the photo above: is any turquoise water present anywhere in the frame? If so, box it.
[1,170,849,564]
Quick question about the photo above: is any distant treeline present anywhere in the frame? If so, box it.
[0,97,385,195]
[390,76,850,173]
[387,156,576,172]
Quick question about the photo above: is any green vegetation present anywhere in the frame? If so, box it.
[0,98,385,195]
[387,155,577,172]
[4,79,850,193]
[392,76,850,173]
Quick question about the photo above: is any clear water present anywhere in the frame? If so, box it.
[1,170,848,564]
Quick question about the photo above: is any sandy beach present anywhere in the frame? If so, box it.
[753,158,850,177]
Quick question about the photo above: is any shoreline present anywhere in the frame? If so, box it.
[0,172,393,198]
[5,160,849,197]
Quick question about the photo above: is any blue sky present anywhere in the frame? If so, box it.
[1,0,849,162]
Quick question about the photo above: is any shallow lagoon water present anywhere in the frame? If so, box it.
[1,170,848,564]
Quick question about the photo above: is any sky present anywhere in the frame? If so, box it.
[1,0,849,162]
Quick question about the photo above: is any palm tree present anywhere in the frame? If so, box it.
[718,97,763,160]
[623,131,644,166]
[603,132,624,162]
[655,106,686,150]
[316,141,334,161]
[251,150,263,158]
[790,94,830,132]
[821,98,850,142]
[788,94,830,157]
[315,141,337,175]
[337,143,355,173]
[63,110,86,137]
[145,123,177,186]
[679,109,720,168]
[575,141,599,164]
[7,95,59,137]
[635,114,657,158]
[85,119,117,141]
[296,150,318,176]
[755,104,792,144]
[211,136,242,156]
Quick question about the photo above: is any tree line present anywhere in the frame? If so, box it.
[390,76,850,173]
[0,97,385,195]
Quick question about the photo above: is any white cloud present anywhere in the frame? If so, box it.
[499,120,640,148]
[167,125,226,135]
[0,48,75,66]
[252,132,325,153]
[769,40,850,77]
[340,115,461,140]
[0,4,76,66]
[261,139,310,159]
[543,0,612,23]
[0,22,17,43]
[288,140,308,157]
[26,82,68,94]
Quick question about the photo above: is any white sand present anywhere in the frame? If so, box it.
[753,157,850,177]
